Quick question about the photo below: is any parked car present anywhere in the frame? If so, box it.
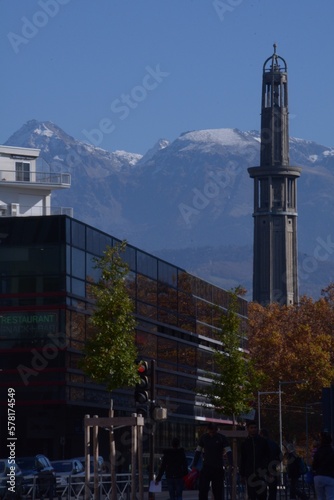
[51,459,84,495]
[16,455,57,498]
[0,459,24,499]
[185,451,202,471]
[71,456,111,495]
[73,456,107,474]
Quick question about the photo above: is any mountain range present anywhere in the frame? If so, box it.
[5,119,334,301]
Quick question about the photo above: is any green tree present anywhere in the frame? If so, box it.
[202,288,261,499]
[80,240,139,392]
[203,288,261,420]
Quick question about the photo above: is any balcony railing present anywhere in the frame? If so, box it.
[0,170,71,187]
[0,205,73,218]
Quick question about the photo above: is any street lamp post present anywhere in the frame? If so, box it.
[305,402,322,464]
[278,380,307,485]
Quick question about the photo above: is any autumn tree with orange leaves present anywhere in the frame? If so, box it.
[247,284,334,444]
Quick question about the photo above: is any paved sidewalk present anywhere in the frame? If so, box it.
[145,491,199,500]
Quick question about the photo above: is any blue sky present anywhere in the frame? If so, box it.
[2,0,334,154]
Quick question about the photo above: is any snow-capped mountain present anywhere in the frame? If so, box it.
[4,120,334,300]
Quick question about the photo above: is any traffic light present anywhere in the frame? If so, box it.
[135,360,149,405]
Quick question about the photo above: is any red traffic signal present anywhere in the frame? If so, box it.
[138,361,148,375]
[135,361,149,404]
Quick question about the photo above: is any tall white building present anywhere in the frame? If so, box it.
[0,145,71,217]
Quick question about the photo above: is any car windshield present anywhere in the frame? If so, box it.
[52,462,72,473]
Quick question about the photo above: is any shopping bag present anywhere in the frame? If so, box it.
[184,469,199,490]
[149,480,162,493]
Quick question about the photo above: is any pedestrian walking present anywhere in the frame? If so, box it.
[285,444,308,500]
[240,420,270,500]
[192,422,233,500]
[156,437,188,500]
[312,431,334,500]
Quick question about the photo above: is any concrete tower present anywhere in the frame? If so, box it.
[248,45,301,306]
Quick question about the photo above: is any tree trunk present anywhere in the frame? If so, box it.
[109,401,117,500]
[231,414,237,500]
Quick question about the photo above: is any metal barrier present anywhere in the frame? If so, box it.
[22,472,315,500]
[54,472,131,500]
[21,476,56,500]
[223,473,316,500]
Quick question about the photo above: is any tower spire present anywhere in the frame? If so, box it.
[248,46,302,306]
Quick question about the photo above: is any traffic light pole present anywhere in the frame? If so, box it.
[149,359,156,500]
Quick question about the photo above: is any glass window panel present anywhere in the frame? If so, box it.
[0,245,63,276]
[137,251,157,279]
[136,331,157,359]
[178,344,196,370]
[69,386,85,401]
[158,338,178,363]
[85,388,110,405]
[158,261,177,287]
[197,349,214,372]
[70,373,84,383]
[158,360,175,371]
[67,352,82,370]
[178,381,197,394]
[157,371,177,387]
[158,284,177,312]
[122,245,136,270]
[185,275,200,296]
[136,320,157,332]
[0,217,65,245]
[15,162,30,181]
[158,309,177,326]
[125,271,136,300]
[176,402,194,416]
[86,228,112,255]
[70,339,84,349]
[137,274,157,305]
[196,322,214,338]
[66,244,71,274]
[212,287,229,309]
[86,253,100,283]
[68,311,86,342]
[71,248,85,279]
[196,299,212,324]
[43,276,65,293]
[178,315,196,332]
[18,276,36,293]
[71,220,86,249]
[71,278,85,297]
[197,281,213,302]
[137,302,157,320]
[178,292,195,316]
[86,227,98,254]
[99,234,112,254]
[178,271,193,293]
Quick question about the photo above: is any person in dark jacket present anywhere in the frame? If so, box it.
[156,437,188,500]
[192,422,233,500]
[240,420,270,500]
[312,431,334,500]
[285,444,308,500]
[260,428,282,500]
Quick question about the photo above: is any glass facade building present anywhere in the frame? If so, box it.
[0,215,248,460]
